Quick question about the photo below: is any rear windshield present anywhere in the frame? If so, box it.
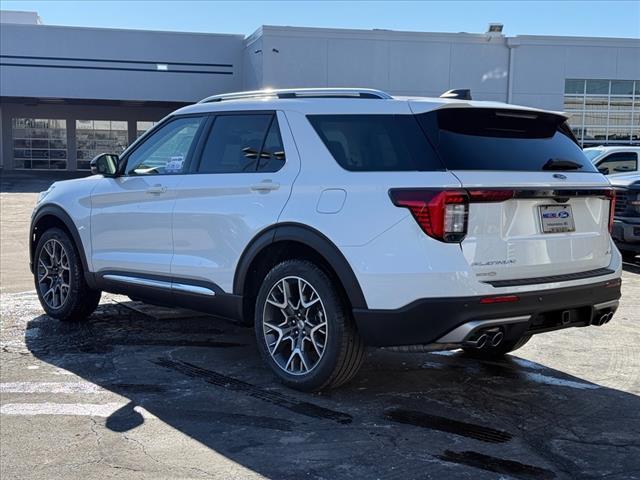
[307,114,443,171]
[309,109,598,173]
[417,108,598,172]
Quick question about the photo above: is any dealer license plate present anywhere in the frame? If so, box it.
[539,204,575,233]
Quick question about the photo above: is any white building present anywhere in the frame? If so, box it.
[1,11,639,172]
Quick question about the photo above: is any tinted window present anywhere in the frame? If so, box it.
[198,114,272,173]
[125,116,203,175]
[417,108,598,172]
[597,152,638,174]
[308,115,442,172]
[257,119,286,172]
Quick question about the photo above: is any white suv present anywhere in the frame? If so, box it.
[30,88,622,391]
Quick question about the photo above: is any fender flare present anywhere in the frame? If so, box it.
[30,204,92,281]
[233,223,368,310]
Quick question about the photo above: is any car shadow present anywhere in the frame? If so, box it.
[24,299,640,479]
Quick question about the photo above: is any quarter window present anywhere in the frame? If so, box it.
[308,114,442,172]
[125,116,203,175]
[197,114,281,173]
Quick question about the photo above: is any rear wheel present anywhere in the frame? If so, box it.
[462,334,532,360]
[254,260,365,391]
[34,228,101,322]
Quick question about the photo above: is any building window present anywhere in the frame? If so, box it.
[564,79,640,146]
[76,120,128,170]
[136,121,157,138]
[12,118,67,170]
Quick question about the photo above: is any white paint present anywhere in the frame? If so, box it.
[0,402,156,418]
[0,382,101,394]
[523,372,600,390]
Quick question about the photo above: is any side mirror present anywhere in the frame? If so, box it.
[598,166,609,175]
[90,153,119,177]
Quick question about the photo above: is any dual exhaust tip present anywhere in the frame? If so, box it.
[465,329,504,349]
[592,311,614,326]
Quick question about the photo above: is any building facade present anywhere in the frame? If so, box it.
[1,12,639,172]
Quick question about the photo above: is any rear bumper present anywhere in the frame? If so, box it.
[352,278,622,347]
[612,217,640,252]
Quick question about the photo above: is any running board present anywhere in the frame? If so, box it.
[102,274,217,296]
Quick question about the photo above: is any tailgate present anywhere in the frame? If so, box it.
[453,171,613,283]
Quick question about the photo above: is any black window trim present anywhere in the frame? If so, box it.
[119,113,208,177]
[192,110,286,175]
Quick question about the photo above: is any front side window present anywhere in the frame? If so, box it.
[308,115,442,172]
[197,114,282,173]
[125,116,203,175]
[596,152,638,174]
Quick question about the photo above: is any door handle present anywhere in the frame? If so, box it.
[146,185,167,195]
[250,180,280,192]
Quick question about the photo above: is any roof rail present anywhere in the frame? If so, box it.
[198,88,393,103]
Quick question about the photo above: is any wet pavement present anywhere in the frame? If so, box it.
[1,174,639,479]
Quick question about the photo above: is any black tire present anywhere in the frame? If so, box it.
[34,227,101,322]
[461,334,532,360]
[621,250,638,263]
[254,259,365,392]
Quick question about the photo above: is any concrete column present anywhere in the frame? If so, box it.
[0,106,13,170]
[66,117,77,171]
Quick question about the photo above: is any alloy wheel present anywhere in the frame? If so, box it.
[262,276,328,375]
[37,239,71,309]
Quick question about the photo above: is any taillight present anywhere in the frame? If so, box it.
[605,189,616,232]
[467,189,515,202]
[389,189,468,242]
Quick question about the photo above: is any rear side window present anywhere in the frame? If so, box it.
[417,108,598,172]
[308,115,443,172]
[198,114,277,173]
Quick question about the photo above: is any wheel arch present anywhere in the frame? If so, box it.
[234,223,368,323]
[30,204,93,285]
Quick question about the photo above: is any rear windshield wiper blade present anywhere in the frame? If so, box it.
[542,158,583,171]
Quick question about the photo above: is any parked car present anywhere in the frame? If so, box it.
[584,146,640,175]
[608,172,640,260]
[30,88,622,391]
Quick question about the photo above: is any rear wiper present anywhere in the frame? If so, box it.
[542,158,583,171]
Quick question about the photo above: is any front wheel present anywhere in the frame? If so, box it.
[34,228,101,322]
[254,260,365,391]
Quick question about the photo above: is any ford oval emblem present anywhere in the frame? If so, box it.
[553,173,567,180]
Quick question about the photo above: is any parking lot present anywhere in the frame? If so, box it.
[1,174,639,480]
